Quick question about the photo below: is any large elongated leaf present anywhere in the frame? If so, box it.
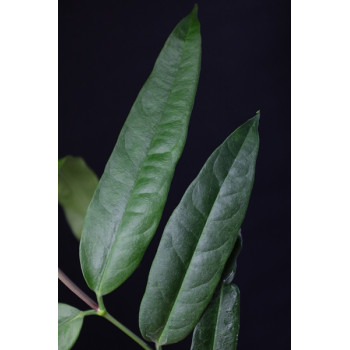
[58,303,85,350]
[80,6,201,296]
[190,284,240,350]
[58,156,99,240]
[139,114,259,345]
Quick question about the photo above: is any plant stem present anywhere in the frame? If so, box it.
[156,344,162,350]
[82,309,98,317]
[96,293,106,312]
[103,312,153,350]
[58,267,99,311]
[58,269,151,350]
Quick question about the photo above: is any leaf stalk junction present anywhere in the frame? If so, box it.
[58,268,152,350]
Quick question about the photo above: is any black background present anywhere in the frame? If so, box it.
[58,0,290,349]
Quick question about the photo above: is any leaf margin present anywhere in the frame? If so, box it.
[58,303,85,350]
[139,112,259,345]
[79,5,202,296]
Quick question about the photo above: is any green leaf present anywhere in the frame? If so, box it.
[139,113,259,345]
[58,157,67,170]
[80,5,201,296]
[190,284,240,350]
[58,156,99,240]
[58,303,84,350]
[190,233,242,350]
[222,230,242,284]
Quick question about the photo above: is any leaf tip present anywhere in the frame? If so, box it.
[188,4,199,23]
[58,156,68,170]
[252,110,260,128]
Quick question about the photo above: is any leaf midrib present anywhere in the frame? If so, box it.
[157,125,253,344]
[96,17,195,295]
[58,312,84,328]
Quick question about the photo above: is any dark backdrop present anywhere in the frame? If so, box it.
[58,0,291,349]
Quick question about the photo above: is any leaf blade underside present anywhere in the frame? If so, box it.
[58,156,99,240]
[139,113,259,345]
[222,229,242,284]
[79,6,201,296]
[190,231,243,349]
[190,284,240,350]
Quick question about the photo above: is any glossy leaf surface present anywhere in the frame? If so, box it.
[191,284,240,350]
[139,114,259,345]
[58,303,84,350]
[58,156,99,240]
[80,6,201,296]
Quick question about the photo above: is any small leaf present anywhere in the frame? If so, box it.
[58,157,67,170]
[58,156,99,240]
[139,113,259,345]
[80,5,201,296]
[222,230,242,284]
[58,303,84,350]
[190,284,240,350]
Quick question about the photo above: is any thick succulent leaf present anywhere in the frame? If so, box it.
[222,230,242,284]
[139,114,259,345]
[58,156,99,240]
[58,303,84,350]
[79,6,201,296]
[191,284,240,350]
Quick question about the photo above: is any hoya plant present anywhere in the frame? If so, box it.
[58,6,259,350]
